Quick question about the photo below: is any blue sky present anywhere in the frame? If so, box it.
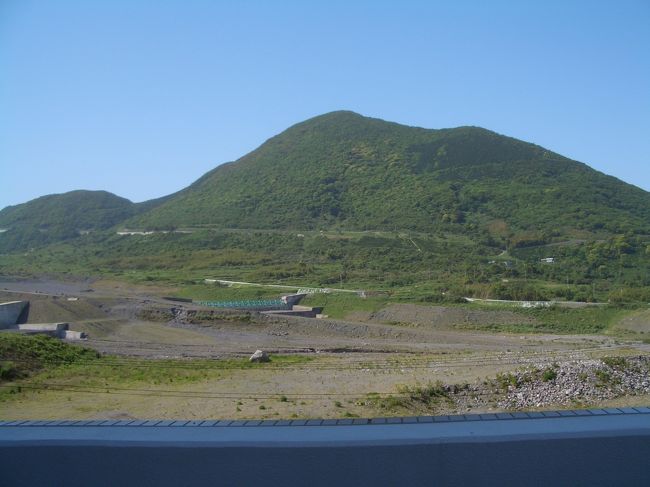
[1,0,649,209]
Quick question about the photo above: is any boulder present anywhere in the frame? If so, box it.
[249,350,270,363]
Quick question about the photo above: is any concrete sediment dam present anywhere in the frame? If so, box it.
[0,301,28,327]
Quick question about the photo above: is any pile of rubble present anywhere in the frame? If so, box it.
[495,356,650,410]
[439,356,650,412]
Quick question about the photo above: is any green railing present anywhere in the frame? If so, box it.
[196,299,289,310]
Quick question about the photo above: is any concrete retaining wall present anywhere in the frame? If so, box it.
[262,306,324,318]
[2,322,85,339]
[17,323,69,332]
[0,301,28,328]
[15,323,69,338]
[281,293,307,307]
[63,330,86,340]
[0,409,649,486]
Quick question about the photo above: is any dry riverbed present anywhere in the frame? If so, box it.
[2,351,649,421]
[1,277,649,420]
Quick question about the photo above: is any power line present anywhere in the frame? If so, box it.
[5,350,632,372]
[5,356,523,371]
[7,343,628,367]
[6,351,599,368]
[84,337,620,360]
[81,343,623,366]
[0,382,504,400]
[0,383,398,398]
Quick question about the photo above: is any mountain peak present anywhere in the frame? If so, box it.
[125,112,650,234]
[4,112,650,245]
[285,110,380,132]
[311,110,364,119]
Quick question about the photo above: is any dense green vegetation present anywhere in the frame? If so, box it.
[0,334,100,382]
[0,190,174,252]
[128,111,650,236]
[0,190,136,252]
[1,226,649,304]
[1,111,649,303]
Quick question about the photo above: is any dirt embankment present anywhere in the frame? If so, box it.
[0,291,109,324]
[114,302,621,359]
[366,303,537,328]
[136,305,254,324]
[615,309,650,333]
[139,304,431,343]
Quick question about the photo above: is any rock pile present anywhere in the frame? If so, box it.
[439,356,650,412]
[496,356,650,410]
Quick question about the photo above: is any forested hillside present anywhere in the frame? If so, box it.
[1,112,649,302]
[0,191,138,251]
[127,111,650,238]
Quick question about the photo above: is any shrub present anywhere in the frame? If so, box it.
[602,357,627,369]
[0,361,20,381]
[541,368,557,382]
[496,372,519,389]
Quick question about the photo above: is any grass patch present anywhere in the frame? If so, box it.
[0,335,314,403]
[453,305,632,334]
[0,334,100,378]
[0,361,20,381]
[302,293,386,319]
[496,372,519,390]
[30,353,314,385]
[541,368,557,382]
[175,283,285,301]
[601,356,628,369]
[369,381,453,413]
[594,369,620,387]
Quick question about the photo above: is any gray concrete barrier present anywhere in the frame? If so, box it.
[1,408,649,486]
[0,301,28,327]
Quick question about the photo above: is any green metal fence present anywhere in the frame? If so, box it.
[195,299,289,310]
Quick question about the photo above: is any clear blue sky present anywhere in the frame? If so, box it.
[1,0,649,209]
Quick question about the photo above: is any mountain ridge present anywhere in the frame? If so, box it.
[125,111,650,235]
[0,189,171,251]
[2,111,649,252]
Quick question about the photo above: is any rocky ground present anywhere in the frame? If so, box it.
[439,355,650,412]
[496,355,650,409]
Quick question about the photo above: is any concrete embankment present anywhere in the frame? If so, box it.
[2,411,649,486]
[0,301,28,327]
[2,322,86,339]
[1,298,87,339]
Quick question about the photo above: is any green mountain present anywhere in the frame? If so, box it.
[125,111,650,237]
[2,112,649,301]
[0,190,139,251]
